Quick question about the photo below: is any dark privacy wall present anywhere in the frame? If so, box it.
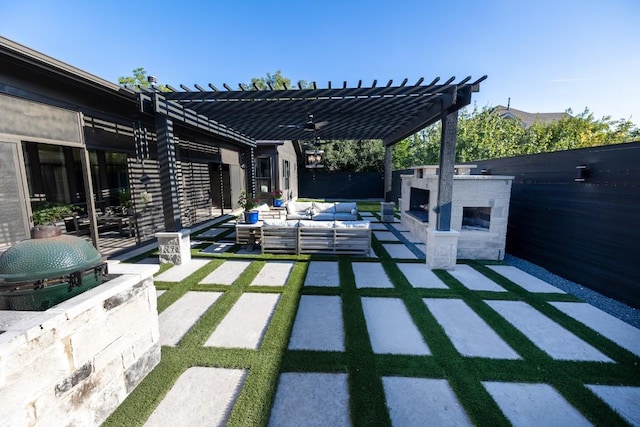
[468,142,640,308]
[299,170,384,200]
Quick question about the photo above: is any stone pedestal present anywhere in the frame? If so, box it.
[380,202,395,222]
[426,229,460,270]
[156,229,191,265]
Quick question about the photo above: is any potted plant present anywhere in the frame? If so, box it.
[238,191,260,224]
[31,202,75,238]
[272,189,284,207]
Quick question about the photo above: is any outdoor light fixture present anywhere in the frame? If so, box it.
[139,174,151,185]
[147,76,157,88]
[480,168,490,175]
[575,165,589,182]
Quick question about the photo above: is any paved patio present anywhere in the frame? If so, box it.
[110,215,640,426]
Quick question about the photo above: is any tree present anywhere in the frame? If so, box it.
[393,105,639,168]
[118,67,168,91]
[248,70,312,90]
[318,139,385,172]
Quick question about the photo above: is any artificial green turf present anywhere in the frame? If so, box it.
[104,216,639,427]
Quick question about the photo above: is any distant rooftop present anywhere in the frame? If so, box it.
[495,105,569,128]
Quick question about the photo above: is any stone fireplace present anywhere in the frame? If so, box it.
[400,165,514,262]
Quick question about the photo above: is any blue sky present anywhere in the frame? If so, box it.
[1,0,639,124]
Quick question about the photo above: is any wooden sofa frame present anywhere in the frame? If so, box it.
[261,224,371,256]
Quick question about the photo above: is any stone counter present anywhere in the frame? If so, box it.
[0,262,160,426]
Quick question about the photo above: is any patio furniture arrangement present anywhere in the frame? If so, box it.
[285,201,359,221]
[261,219,371,255]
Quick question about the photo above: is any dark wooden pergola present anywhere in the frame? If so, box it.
[159,75,486,231]
[163,76,485,146]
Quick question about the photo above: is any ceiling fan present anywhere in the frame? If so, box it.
[278,113,329,132]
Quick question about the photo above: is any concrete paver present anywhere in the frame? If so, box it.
[488,265,565,293]
[352,262,394,288]
[382,243,418,259]
[159,291,222,346]
[383,377,472,426]
[200,242,234,254]
[304,261,339,287]
[397,263,448,289]
[288,295,344,351]
[486,300,613,362]
[482,382,592,427]
[362,297,430,355]
[373,231,400,241]
[200,259,252,285]
[143,367,246,427]
[551,302,640,357]
[424,298,521,359]
[250,260,294,286]
[586,385,640,426]
[269,373,350,427]
[368,222,388,230]
[196,228,228,238]
[449,264,507,292]
[205,293,280,349]
[388,223,409,232]
[154,259,211,282]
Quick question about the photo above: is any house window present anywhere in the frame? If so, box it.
[256,157,272,194]
[462,207,491,231]
[283,159,290,190]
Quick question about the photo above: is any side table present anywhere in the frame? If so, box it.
[235,221,264,248]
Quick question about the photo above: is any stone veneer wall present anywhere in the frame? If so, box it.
[401,168,514,260]
[0,263,160,426]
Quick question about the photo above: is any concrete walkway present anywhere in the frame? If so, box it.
[136,243,640,426]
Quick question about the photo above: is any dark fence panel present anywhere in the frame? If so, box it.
[467,141,640,308]
[390,169,412,204]
[299,170,384,199]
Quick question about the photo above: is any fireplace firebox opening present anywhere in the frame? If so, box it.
[407,187,430,222]
[462,206,491,231]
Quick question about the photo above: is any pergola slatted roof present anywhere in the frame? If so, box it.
[162,76,486,146]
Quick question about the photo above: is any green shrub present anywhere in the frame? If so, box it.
[32,202,74,225]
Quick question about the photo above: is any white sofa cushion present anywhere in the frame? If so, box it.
[312,202,335,213]
[334,220,370,229]
[298,220,334,228]
[335,202,357,213]
[263,219,299,227]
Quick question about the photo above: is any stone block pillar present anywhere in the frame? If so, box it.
[156,229,191,265]
[426,229,459,270]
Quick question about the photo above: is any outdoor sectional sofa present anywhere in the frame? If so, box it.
[285,201,359,221]
[261,219,371,256]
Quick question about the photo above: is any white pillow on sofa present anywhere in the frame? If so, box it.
[286,202,296,215]
[335,202,357,213]
[312,202,335,213]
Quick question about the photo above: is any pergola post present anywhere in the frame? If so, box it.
[155,112,191,265]
[426,109,460,270]
[155,113,182,232]
[436,109,458,231]
[248,146,256,198]
[384,145,393,201]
